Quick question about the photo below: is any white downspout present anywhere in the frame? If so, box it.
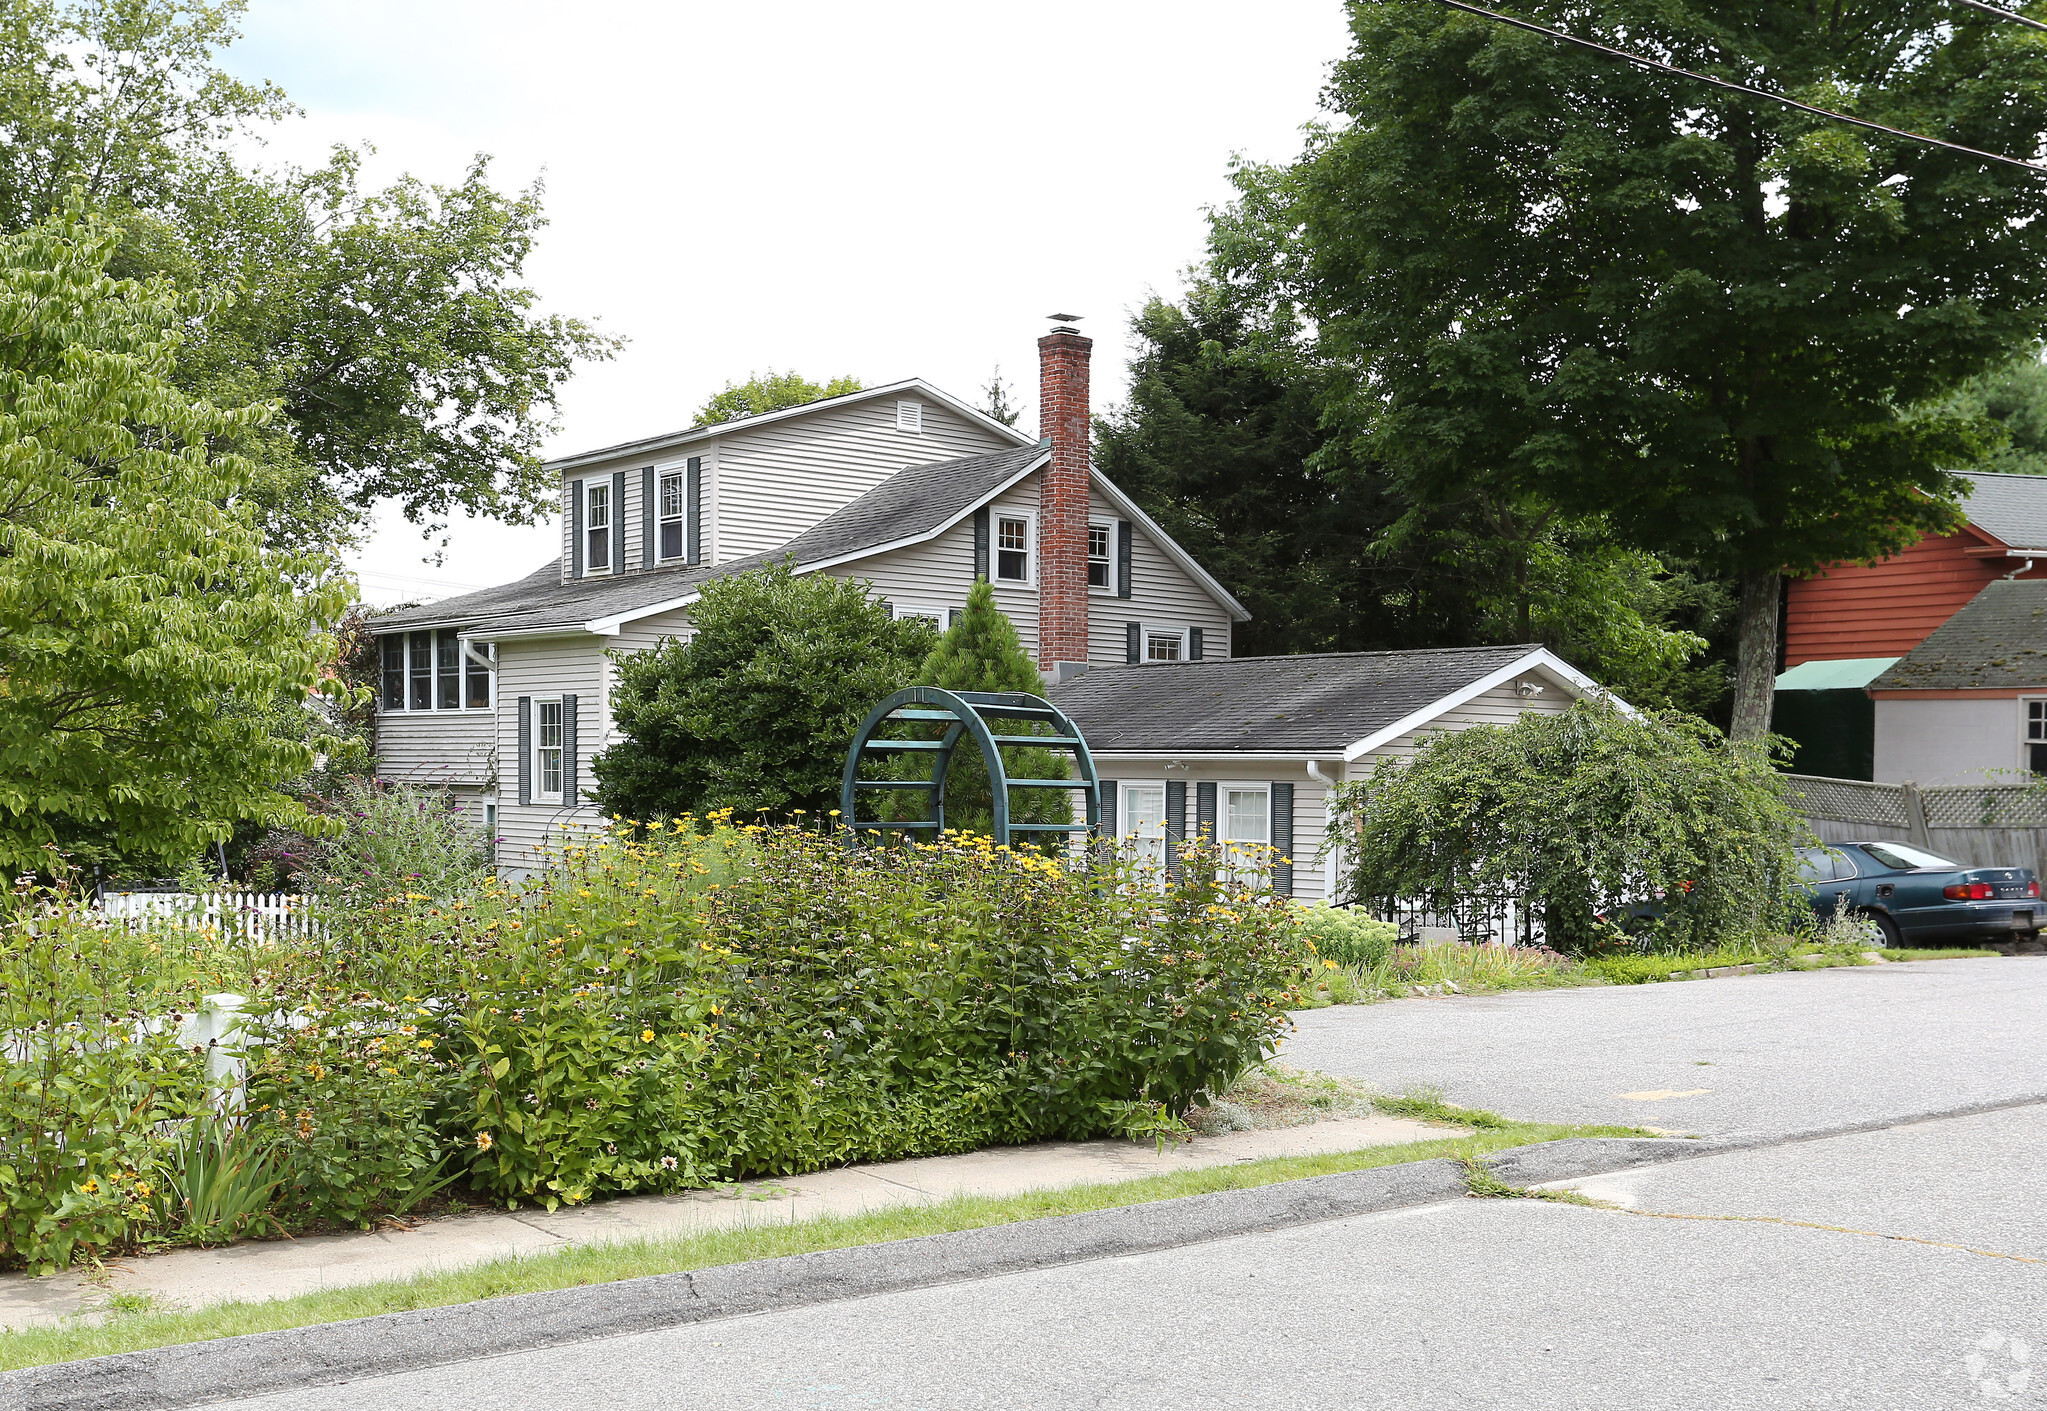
[1306,761,1341,902]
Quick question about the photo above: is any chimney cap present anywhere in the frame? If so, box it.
[1046,312,1083,329]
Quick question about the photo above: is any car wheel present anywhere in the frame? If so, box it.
[1860,911,1901,949]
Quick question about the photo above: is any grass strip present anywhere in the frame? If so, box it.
[1,1116,1647,1372]
[1886,947,2003,962]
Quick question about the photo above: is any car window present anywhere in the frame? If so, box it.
[1828,849,1858,879]
[1861,842,1959,871]
[1795,849,1830,884]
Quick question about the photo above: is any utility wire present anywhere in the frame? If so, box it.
[1428,0,2047,175]
[1953,0,2047,35]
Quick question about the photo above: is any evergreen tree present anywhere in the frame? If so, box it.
[910,581,1071,841]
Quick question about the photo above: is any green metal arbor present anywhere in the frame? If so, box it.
[838,687,1100,849]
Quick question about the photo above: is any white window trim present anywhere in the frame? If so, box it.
[534,696,565,804]
[896,400,924,434]
[584,481,614,576]
[381,631,497,713]
[993,508,1037,587]
[1143,625,1189,663]
[1217,780,1273,882]
[1087,517,1116,596]
[654,460,690,564]
[891,604,946,625]
[1118,779,1171,868]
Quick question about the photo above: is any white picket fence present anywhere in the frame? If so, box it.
[98,889,323,940]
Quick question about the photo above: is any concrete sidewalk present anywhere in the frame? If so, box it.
[0,1108,1444,1332]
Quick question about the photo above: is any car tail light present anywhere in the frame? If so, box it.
[2031,881,2042,899]
[1944,882,1996,900]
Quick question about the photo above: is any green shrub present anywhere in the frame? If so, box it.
[1331,701,1811,954]
[391,821,1304,1209]
[591,564,937,822]
[0,894,211,1272]
[1295,904,1397,969]
[303,778,492,909]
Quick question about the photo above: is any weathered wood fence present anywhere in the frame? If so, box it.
[1783,774,2047,875]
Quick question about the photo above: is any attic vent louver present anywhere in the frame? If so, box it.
[896,400,923,434]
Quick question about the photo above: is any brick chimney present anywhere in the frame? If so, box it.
[1037,316,1092,672]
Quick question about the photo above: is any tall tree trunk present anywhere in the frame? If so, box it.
[1728,567,1782,743]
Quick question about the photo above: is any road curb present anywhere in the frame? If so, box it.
[10,1095,2044,1411]
[5,1156,1473,1411]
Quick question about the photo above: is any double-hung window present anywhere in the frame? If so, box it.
[1087,522,1112,590]
[408,632,433,710]
[465,641,495,710]
[1120,783,1168,868]
[435,629,461,710]
[659,468,686,561]
[996,515,1031,583]
[381,636,406,710]
[2029,700,2047,775]
[585,483,611,573]
[1222,784,1271,883]
[536,701,564,802]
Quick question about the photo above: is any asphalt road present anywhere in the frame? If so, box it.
[1282,956,2047,1136]
[218,1103,2047,1411]
[207,961,2047,1411]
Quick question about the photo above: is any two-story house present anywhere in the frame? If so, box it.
[369,322,1249,871]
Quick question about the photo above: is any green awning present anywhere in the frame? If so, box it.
[1773,657,1900,691]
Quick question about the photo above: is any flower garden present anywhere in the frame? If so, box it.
[0,821,1306,1273]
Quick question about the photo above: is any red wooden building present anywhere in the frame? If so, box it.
[1785,472,2047,668]
[1779,472,2047,782]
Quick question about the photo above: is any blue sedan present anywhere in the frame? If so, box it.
[1796,841,2040,948]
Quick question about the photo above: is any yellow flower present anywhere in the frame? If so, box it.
[81,1179,100,1194]
[417,1039,434,1049]
[641,1029,655,1043]
[476,1131,494,1150]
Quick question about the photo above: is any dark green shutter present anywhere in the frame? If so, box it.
[1100,780,1117,841]
[1196,781,1217,842]
[562,694,578,805]
[1189,627,1204,660]
[610,471,626,569]
[570,481,584,579]
[1125,623,1140,663]
[973,507,989,581]
[1116,520,1133,598]
[517,697,532,805]
[641,466,655,569]
[1165,780,1186,878]
[687,457,703,563]
[1271,782,1294,895]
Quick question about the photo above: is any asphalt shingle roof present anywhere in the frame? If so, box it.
[1960,472,2047,549]
[1045,645,1543,754]
[1872,579,2047,691]
[372,444,1048,634]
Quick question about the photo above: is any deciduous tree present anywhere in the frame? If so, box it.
[0,208,348,875]
[1213,0,2047,738]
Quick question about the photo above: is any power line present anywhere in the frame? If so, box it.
[1427,0,2047,175]
[1954,0,2047,36]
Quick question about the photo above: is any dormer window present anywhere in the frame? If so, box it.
[995,514,1031,583]
[896,400,923,434]
[586,483,611,573]
[659,468,686,561]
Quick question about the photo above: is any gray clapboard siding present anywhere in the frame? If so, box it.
[1361,683,1572,763]
[1083,487,1232,663]
[715,398,1015,563]
[373,709,496,789]
[492,635,609,871]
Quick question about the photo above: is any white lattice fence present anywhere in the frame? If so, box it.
[1781,774,1911,828]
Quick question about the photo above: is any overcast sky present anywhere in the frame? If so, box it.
[222,1,1352,604]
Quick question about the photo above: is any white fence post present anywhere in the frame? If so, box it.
[176,993,251,1113]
